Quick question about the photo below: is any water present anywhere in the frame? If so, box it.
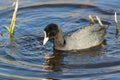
[0,0,120,80]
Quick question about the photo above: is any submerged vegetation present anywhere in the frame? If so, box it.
[4,0,18,37]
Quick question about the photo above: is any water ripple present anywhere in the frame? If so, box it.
[0,0,120,79]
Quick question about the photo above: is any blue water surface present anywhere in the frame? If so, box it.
[0,0,120,80]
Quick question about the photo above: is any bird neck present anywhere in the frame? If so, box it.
[53,27,65,48]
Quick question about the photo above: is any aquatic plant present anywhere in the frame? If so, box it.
[89,15,103,26]
[114,12,119,32]
[96,16,103,26]
[89,15,95,24]
[4,0,18,37]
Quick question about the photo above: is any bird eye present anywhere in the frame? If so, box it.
[47,32,50,36]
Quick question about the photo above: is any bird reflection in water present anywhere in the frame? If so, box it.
[43,50,64,72]
[42,40,106,72]
[43,40,107,72]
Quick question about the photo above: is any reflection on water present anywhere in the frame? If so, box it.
[44,50,64,72]
[0,0,120,80]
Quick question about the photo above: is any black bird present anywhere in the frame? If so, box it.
[43,23,108,51]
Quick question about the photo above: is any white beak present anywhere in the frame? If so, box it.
[43,31,49,45]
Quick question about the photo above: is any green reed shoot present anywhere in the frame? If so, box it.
[4,0,18,37]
